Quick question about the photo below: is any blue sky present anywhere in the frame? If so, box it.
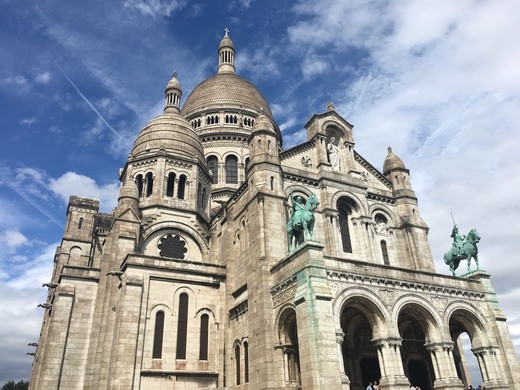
[1,0,519,385]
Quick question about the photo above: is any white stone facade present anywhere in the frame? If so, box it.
[29,33,519,390]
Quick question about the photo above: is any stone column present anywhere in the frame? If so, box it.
[335,330,351,389]
[373,337,410,390]
[323,210,340,256]
[473,346,509,389]
[425,342,463,389]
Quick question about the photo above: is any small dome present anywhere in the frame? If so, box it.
[383,147,406,175]
[131,113,204,161]
[251,113,275,134]
[119,177,139,201]
[219,34,234,50]
[166,71,181,90]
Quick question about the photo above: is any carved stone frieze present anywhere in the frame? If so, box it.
[430,295,447,313]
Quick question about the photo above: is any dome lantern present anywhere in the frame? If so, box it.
[217,28,236,74]
[164,70,182,113]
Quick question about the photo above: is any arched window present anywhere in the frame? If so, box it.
[235,344,241,385]
[244,341,249,383]
[166,172,176,197]
[145,172,153,197]
[207,156,218,183]
[176,293,189,359]
[152,311,165,359]
[381,240,390,265]
[136,174,143,198]
[178,175,187,199]
[337,198,353,253]
[199,314,209,360]
[78,217,83,230]
[225,155,238,184]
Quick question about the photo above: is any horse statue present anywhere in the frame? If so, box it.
[443,226,481,276]
[286,193,320,252]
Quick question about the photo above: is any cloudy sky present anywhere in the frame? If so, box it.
[1,0,519,385]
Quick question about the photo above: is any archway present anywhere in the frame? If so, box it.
[340,298,383,390]
[277,308,301,386]
[398,307,436,390]
[449,309,487,387]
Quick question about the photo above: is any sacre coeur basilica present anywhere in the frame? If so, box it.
[29,31,520,390]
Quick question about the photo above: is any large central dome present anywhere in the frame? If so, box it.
[180,30,281,143]
[181,73,274,120]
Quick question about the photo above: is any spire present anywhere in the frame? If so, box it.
[217,28,236,74]
[164,70,182,113]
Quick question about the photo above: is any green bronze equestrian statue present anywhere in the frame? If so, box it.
[286,192,319,252]
[443,224,481,276]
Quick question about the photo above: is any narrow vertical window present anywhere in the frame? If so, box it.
[198,183,203,208]
[225,155,238,184]
[152,311,165,359]
[235,344,241,385]
[78,217,83,230]
[244,341,249,383]
[178,175,186,199]
[202,187,207,210]
[207,156,218,183]
[146,172,153,197]
[136,174,143,198]
[381,240,390,265]
[199,314,209,360]
[244,157,249,179]
[176,293,189,359]
[166,173,175,197]
[338,198,353,253]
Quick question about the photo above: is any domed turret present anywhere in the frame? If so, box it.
[383,146,415,195]
[131,72,203,161]
[164,71,182,114]
[383,146,406,175]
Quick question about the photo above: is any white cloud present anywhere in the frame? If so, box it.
[301,52,329,79]
[0,230,28,253]
[123,0,187,18]
[20,117,36,126]
[49,171,120,211]
[34,71,51,85]
[2,75,29,90]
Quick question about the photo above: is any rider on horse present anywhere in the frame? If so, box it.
[290,192,306,228]
[450,225,466,257]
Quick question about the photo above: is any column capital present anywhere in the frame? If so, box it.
[372,337,402,349]
[425,341,454,353]
[472,345,498,356]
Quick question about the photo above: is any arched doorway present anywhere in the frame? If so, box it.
[398,308,436,390]
[340,299,383,390]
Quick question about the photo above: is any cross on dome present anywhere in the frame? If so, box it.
[224,27,230,36]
